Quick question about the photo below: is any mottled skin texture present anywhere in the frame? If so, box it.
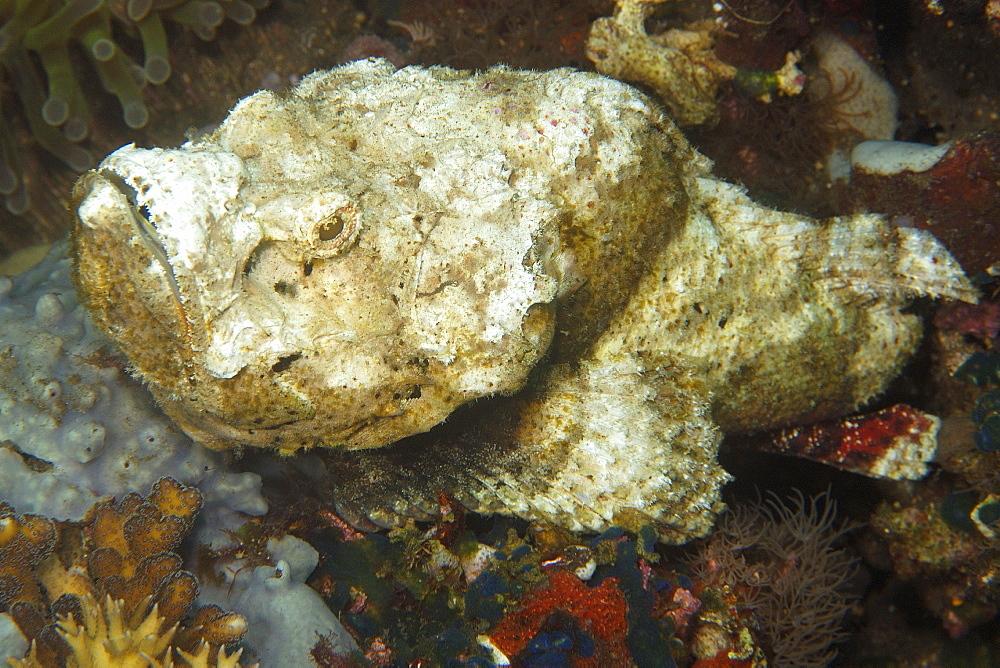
[72,60,975,542]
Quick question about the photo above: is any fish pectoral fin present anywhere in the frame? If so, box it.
[318,353,730,544]
[493,354,729,542]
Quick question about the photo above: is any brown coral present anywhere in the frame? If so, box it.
[0,502,57,615]
[0,477,248,666]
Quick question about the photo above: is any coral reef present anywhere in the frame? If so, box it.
[0,0,997,662]
[868,479,1000,640]
[12,596,246,667]
[891,0,1000,141]
[0,477,248,666]
[290,489,855,665]
[0,240,359,663]
[586,0,738,125]
[956,345,1000,454]
[303,506,670,664]
[586,0,810,128]
[197,533,359,665]
[0,240,265,535]
[755,403,941,480]
[806,31,898,144]
[487,569,631,664]
[851,284,1000,650]
[848,131,1000,276]
[709,0,809,71]
[0,0,277,263]
[689,491,859,667]
[686,20,899,216]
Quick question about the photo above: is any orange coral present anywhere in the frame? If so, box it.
[488,569,630,666]
[0,477,248,666]
[0,503,56,614]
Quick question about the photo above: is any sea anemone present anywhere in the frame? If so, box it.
[0,0,271,215]
[690,491,859,667]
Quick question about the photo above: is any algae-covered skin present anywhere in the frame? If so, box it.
[71,59,976,542]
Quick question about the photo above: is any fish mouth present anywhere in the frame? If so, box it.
[97,168,196,350]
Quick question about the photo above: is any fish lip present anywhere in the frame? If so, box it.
[96,167,197,350]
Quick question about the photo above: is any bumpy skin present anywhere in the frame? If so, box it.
[72,60,975,541]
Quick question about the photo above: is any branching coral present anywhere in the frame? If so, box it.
[0,0,271,214]
[0,477,248,666]
[14,594,247,668]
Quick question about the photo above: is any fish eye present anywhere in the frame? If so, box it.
[305,205,359,257]
[317,212,346,242]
